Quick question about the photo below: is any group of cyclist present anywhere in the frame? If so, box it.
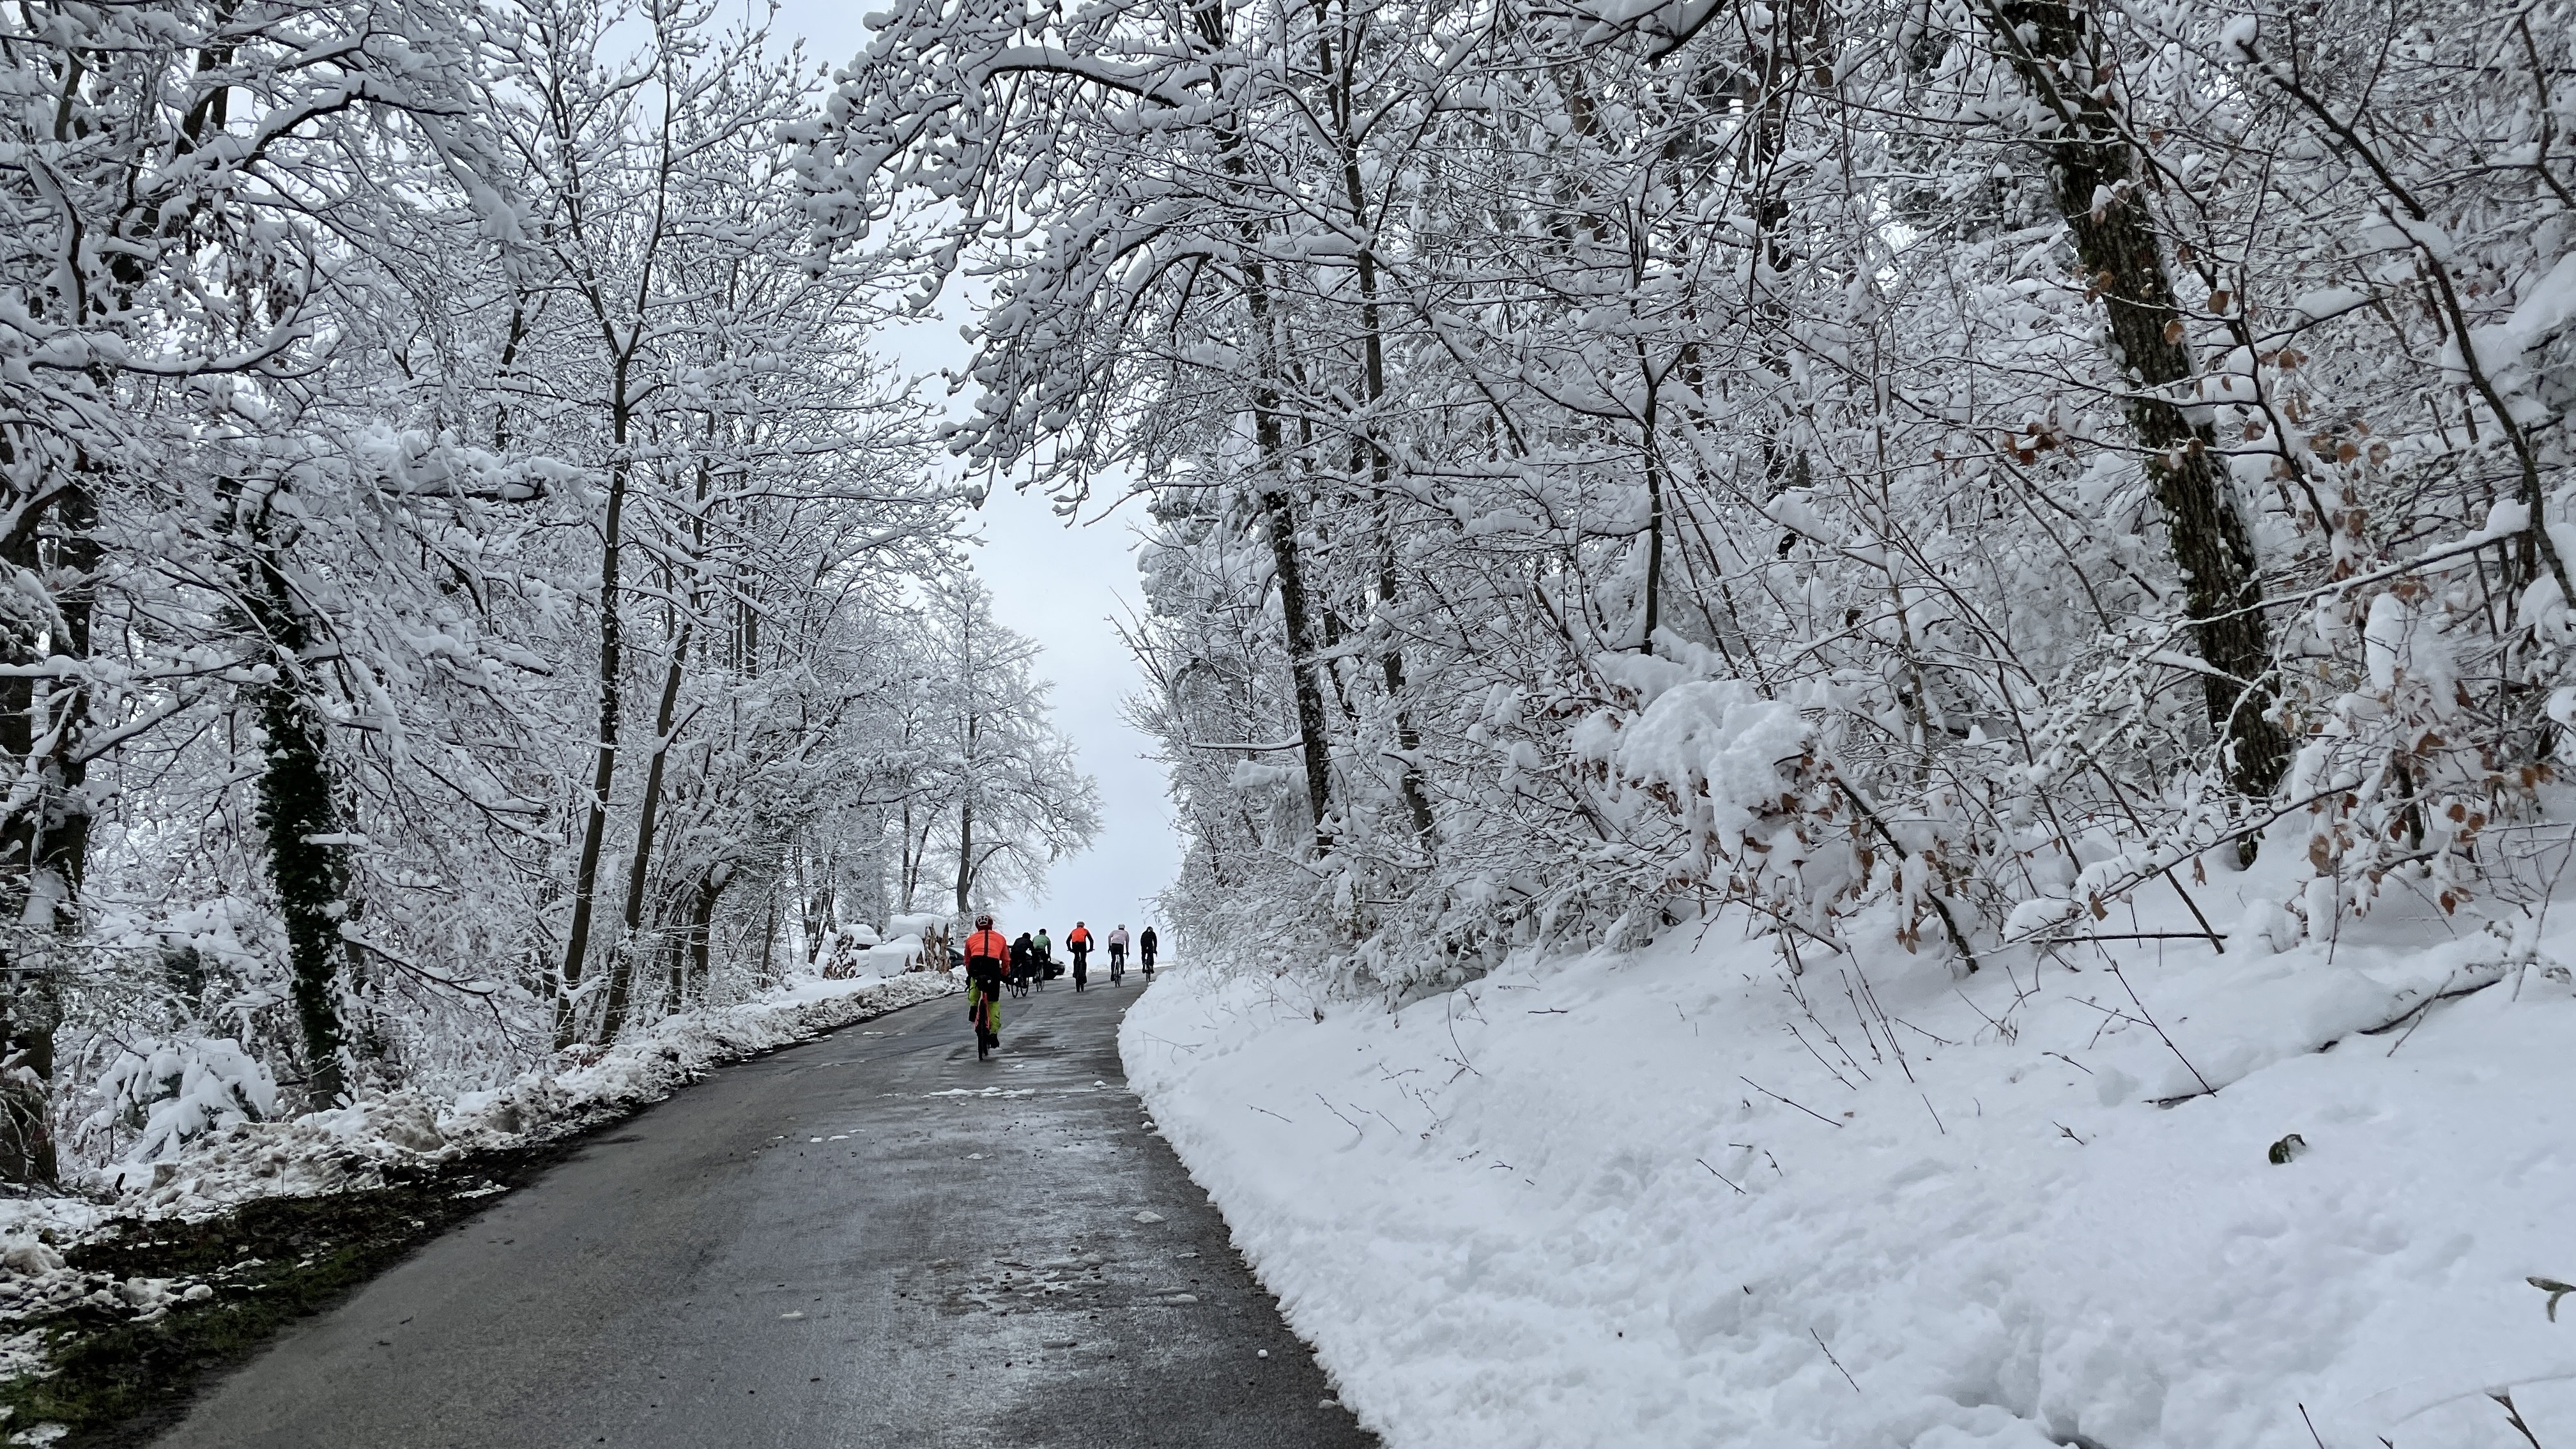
[960,916,1160,1059]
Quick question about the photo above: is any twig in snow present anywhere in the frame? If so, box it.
[2055,1121,2087,1146]
[1248,1105,1295,1124]
[1920,1093,1945,1135]
[1954,986,2018,1046]
[1443,994,1482,1078]
[2380,969,2459,1057]
[2299,1403,2327,1448]
[2043,1050,2092,1075]
[1839,972,1887,1067]
[1810,1329,1861,1392]
[2106,962,2214,1096]
[1733,1143,1786,1177]
[1742,1077,1844,1128]
[2358,970,2505,1041]
[1315,1094,1365,1135]
[2492,1390,2547,1449]
[1850,967,1914,1083]
[1696,1158,1747,1194]
[2034,931,2232,945]
[1527,1008,1568,1015]
[1784,1022,1857,1089]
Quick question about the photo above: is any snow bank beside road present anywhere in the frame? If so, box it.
[128,970,959,1218]
[4,970,957,1246]
[1123,925,2576,1449]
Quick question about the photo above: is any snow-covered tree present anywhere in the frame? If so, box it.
[808,0,2576,996]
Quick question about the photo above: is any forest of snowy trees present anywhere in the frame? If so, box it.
[813,0,2576,995]
[0,0,1094,1186]
[10,0,2572,1193]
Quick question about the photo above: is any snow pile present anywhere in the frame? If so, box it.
[86,970,956,1218]
[0,971,951,1259]
[1124,900,2576,1449]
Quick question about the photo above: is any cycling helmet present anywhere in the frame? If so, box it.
[975,912,994,930]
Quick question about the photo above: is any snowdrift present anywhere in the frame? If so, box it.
[1124,909,2576,1449]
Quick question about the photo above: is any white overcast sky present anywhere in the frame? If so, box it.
[770,1,1184,937]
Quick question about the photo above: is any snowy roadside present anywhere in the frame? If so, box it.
[1123,912,2576,1449]
[0,970,956,1390]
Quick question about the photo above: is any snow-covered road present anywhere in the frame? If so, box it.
[151,981,1372,1448]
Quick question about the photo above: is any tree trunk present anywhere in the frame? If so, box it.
[757,887,779,987]
[671,871,719,1006]
[1259,483,1338,852]
[1319,12,1435,847]
[1982,0,2292,811]
[1192,0,1337,855]
[953,797,974,918]
[240,489,358,1108]
[601,623,689,1043]
[0,468,73,1183]
[558,448,629,1047]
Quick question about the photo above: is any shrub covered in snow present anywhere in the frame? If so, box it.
[90,1039,280,1164]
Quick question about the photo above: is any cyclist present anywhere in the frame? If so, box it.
[1107,924,1130,984]
[1008,932,1034,997]
[1139,925,1158,979]
[1033,927,1056,981]
[1066,922,1093,990]
[963,914,1009,1059]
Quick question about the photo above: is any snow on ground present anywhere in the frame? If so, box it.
[1124,900,2576,1449]
[0,970,957,1363]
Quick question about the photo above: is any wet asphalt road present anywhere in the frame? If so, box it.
[155,975,1380,1449]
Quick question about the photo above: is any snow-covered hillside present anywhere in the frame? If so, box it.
[1124,907,2576,1449]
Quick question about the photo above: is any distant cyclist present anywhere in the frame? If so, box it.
[1008,931,1034,997]
[1107,924,1130,984]
[1139,925,1158,978]
[1066,922,1093,990]
[1033,928,1055,981]
[963,914,1009,1059]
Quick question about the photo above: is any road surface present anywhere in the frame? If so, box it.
[155,974,1379,1448]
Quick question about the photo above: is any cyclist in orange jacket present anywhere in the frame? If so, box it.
[1066,922,1093,990]
[964,914,1009,1059]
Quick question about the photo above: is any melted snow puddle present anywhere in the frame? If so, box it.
[921,1088,1038,1100]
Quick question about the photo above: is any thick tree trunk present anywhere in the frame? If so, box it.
[1258,482,1338,851]
[0,661,48,1184]
[240,491,358,1107]
[0,493,57,1183]
[1983,0,2292,810]
[0,454,107,1181]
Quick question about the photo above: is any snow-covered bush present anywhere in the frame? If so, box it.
[92,1040,279,1164]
